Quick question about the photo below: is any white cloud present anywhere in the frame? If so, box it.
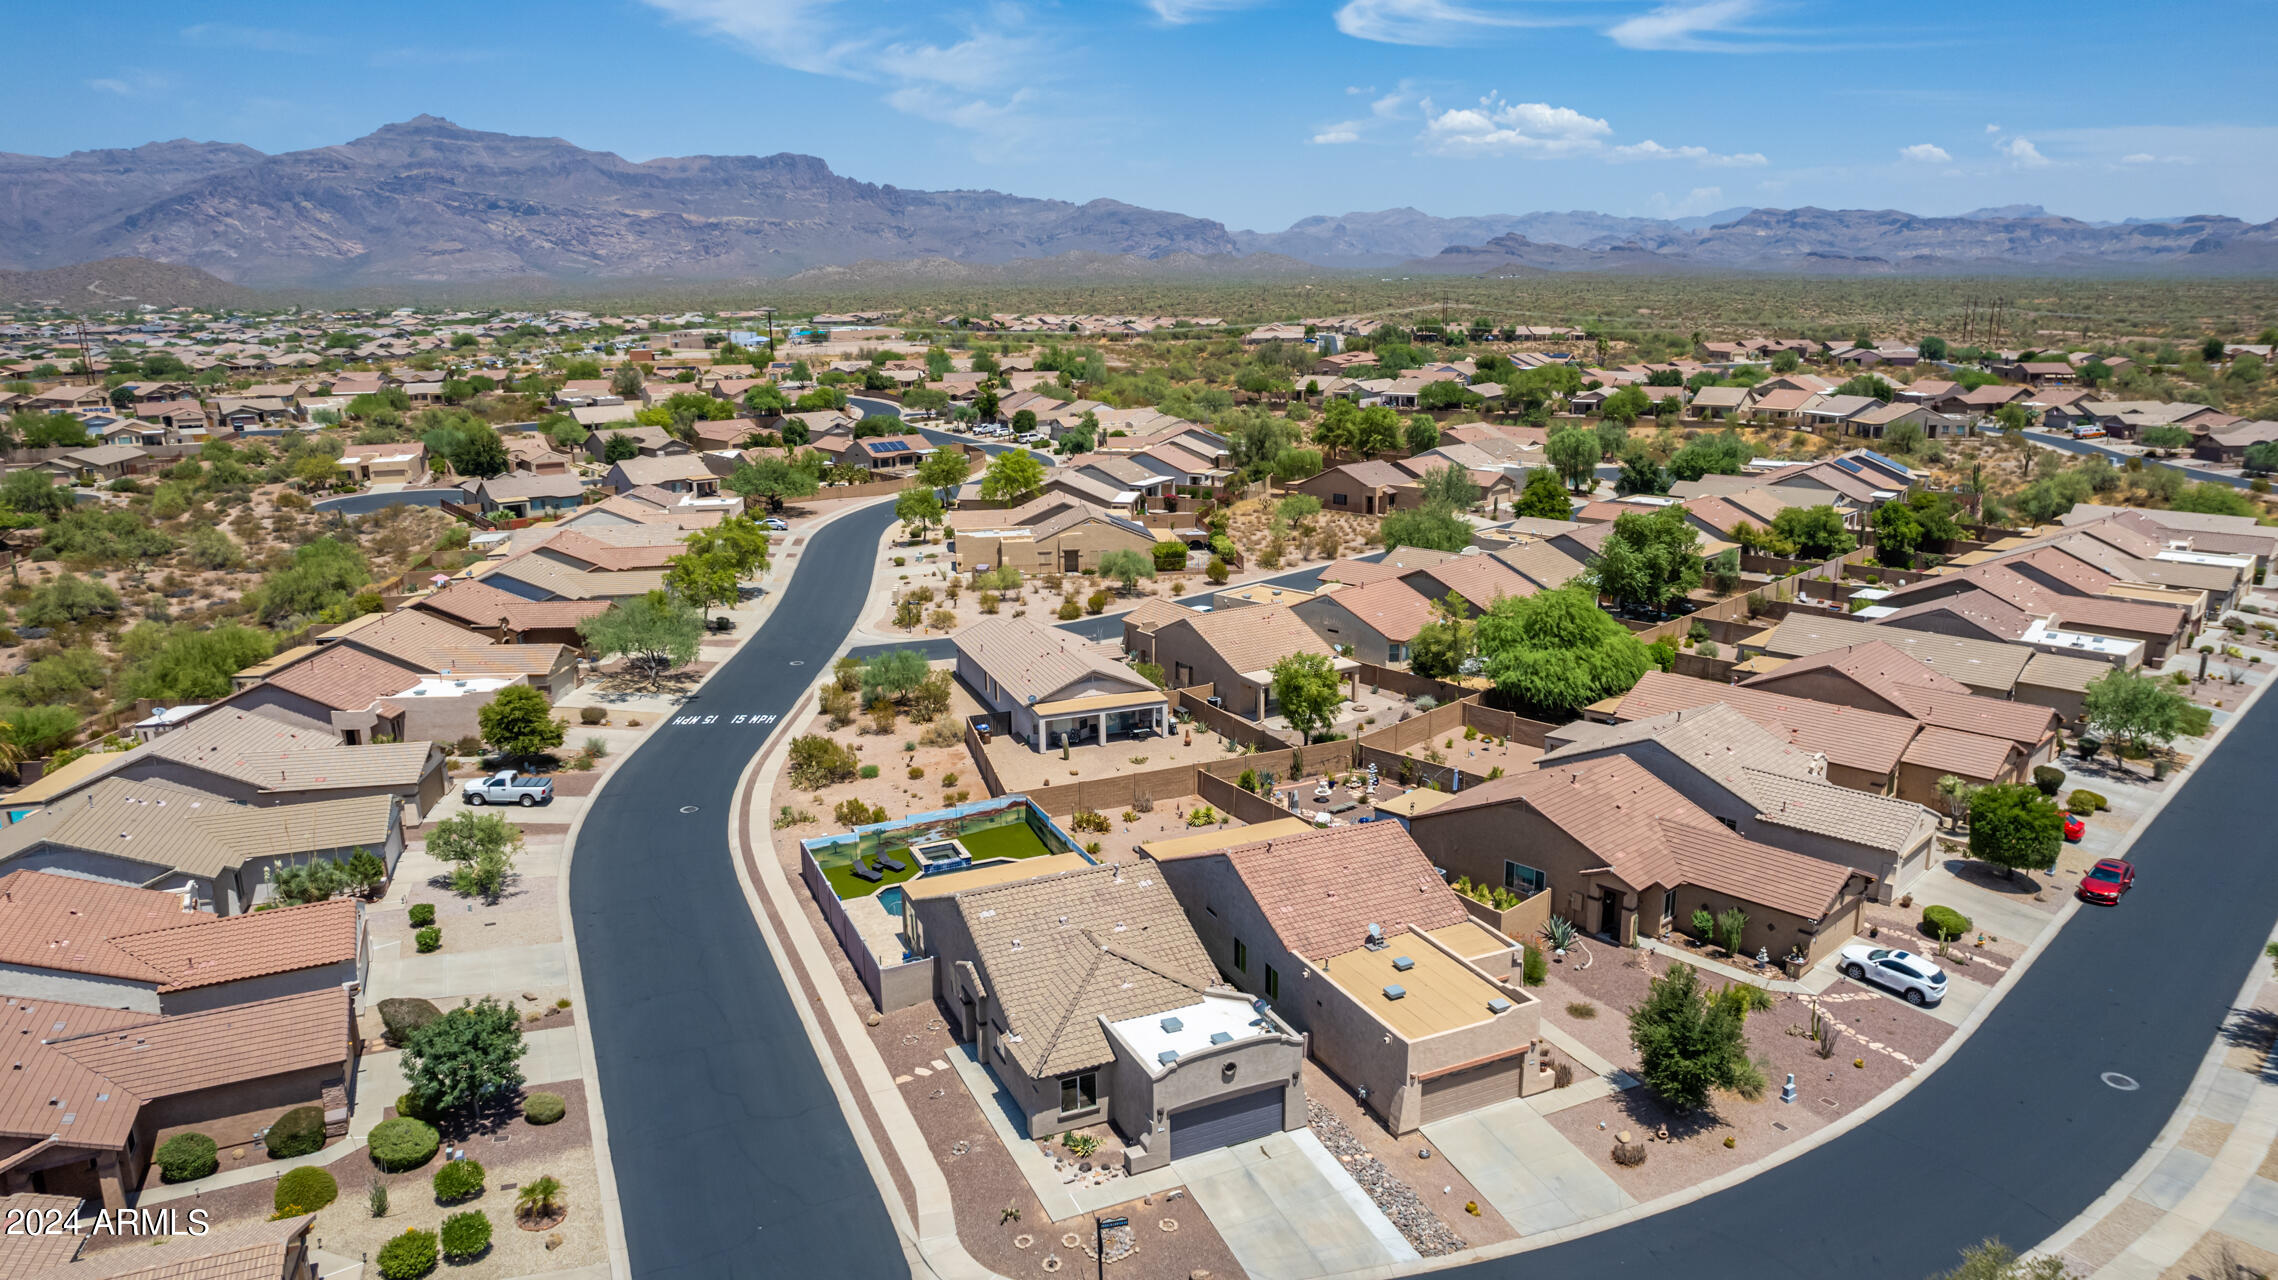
[1985,123,2002,134]
[1312,124,1363,144]
[2121,152,2156,164]
[1607,0,1761,50]
[1898,143,1951,163]
[85,71,172,98]
[641,0,1060,149]
[1142,0,1264,22]
[1609,138,1767,166]
[1421,96,1612,156]
[1999,136,2049,167]
[180,23,328,54]
[1333,0,1549,46]
[1647,186,1727,218]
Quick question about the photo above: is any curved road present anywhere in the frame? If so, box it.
[572,406,2278,1279]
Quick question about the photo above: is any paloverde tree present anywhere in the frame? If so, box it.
[978,449,1045,502]
[2082,666,2191,759]
[577,590,704,689]
[1097,548,1156,594]
[725,456,820,511]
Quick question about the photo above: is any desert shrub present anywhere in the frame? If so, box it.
[433,1157,485,1203]
[395,1091,433,1123]
[154,1132,217,1183]
[415,926,442,953]
[408,903,436,928]
[1920,905,1971,942]
[2069,788,2109,812]
[369,1117,441,1172]
[1522,944,1547,986]
[857,763,880,779]
[920,718,961,747]
[265,1104,327,1159]
[2031,765,2066,796]
[833,797,885,826]
[440,1210,492,1261]
[1069,809,1111,834]
[579,706,606,724]
[378,997,441,1044]
[1057,599,1082,621]
[275,1165,338,1214]
[787,734,859,788]
[376,1228,438,1279]
[523,1091,566,1125]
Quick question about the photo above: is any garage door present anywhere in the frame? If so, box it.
[1171,1087,1284,1158]
[1419,1058,1523,1126]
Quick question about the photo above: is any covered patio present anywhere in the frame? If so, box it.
[1034,688,1170,750]
[1235,657,1365,722]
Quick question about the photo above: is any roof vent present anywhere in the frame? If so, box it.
[1383,985,1406,1001]
[1488,997,1512,1014]
[1392,956,1415,972]
[1363,923,1386,950]
[1159,1016,1184,1033]
[1209,1031,1234,1045]
[1157,1049,1180,1066]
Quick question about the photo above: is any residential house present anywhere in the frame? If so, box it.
[950,504,1154,576]
[1149,823,1542,1134]
[1292,579,1437,665]
[1140,606,1354,723]
[467,472,588,518]
[906,863,1307,1169]
[412,578,608,648]
[339,441,428,485]
[603,453,721,497]
[1398,555,1535,615]
[954,616,1167,750]
[1404,755,1874,964]
[1742,611,2113,727]
[0,873,364,1016]
[1286,460,1419,516]
[44,445,148,484]
[582,425,684,461]
[815,434,935,474]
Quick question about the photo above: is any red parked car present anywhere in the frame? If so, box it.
[2061,811,2085,842]
[2078,858,2135,905]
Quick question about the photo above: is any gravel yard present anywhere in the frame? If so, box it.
[1301,1061,1514,1249]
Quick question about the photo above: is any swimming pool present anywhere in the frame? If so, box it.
[878,885,906,916]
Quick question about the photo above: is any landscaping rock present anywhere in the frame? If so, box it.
[1305,1100,1465,1257]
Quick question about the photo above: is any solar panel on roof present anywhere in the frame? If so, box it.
[1832,457,1863,474]
[871,440,910,452]
[1861,450,1911,477]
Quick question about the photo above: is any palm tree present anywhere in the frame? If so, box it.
[517,1175,565,1222]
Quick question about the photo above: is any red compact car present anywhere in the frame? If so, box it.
[2062,811,2085,842]
[2078,858,2135,904]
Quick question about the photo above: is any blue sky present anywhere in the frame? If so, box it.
[10,0,2275,230]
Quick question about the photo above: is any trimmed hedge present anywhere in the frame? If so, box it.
[265,1105,327,1159]
[368,1117,441,1172]
[376,1228,439,1280]
[433,1157,485,1203]
[440,1210,492,1261]
[275,1165,338,1214]
[2069,789,2110,813]
[408,903,436,928]
[523,1091,566,1125]
[1920,905,1971,942]
[1521,944,1547,987]
[378,998,443,1046]
[2031,764,2066,796]
[153,1132,217,1183]
[415,926,442,953]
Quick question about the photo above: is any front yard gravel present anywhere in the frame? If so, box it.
[1307,1100,1466,1257]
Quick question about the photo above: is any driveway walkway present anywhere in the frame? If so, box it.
[1182,1129,1420,1280]
[1424,1098,1635,1235]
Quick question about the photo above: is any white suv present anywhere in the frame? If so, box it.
[1837,945,1947,1006]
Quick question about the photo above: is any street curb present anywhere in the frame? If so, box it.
[553,494,889,1280]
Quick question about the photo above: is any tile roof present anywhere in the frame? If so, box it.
[1306,578,1436,643]
[1742,642,2054,745]
[956,616,1156,706]
[607,453,716,486]
[1875,587,2037,642]
[0,777,397,879]
[1755,613,2032,692]
[1489,541,1589,591]
[538,529,684,571]
[1614,671,1919,776]
[483,553,667,601]
[1172,605,1338,677]
[952,864,1217,1076]
[2017,650,2110,694]
[475,472,586,503]
[1117,599,1198,637]
[108,898,358,993]
[27,1211,315,1280]
[141,711,437,793]
[259,645,422,712]
[338,608,573,678]
[1899,725,2019,779]
[1401,556,1533,610]
[0,997,149,1146]
[0,871,202,984]
[0,1194,84,1276]
[1212,823,1470,961]
[1318,549,1460,586]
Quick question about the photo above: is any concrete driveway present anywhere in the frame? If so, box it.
[1182,1130,1419,1280]
[1423,1098,1634,1233]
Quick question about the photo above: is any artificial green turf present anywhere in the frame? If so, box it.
[821,845,919,900]
[957,820,1053,863]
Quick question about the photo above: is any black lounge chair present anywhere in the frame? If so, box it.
[876,852,908,873]
[851,860,884,883]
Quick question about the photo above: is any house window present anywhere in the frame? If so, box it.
[1662,888,1677,922]
[1331,493,1348,506]
[1717,816,1739,831]
[1387,643,1408,663]
[1233,938,1248,973]
[1059,1072,1099,1118]
[1504,861,1546,896]
[1265,965,1280,1001]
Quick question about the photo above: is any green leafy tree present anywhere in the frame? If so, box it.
[601,432,641,463]
[978,449,1046,502]
[1407,594,1473,679]
[445,423,510,479]
[1627,962,1754,1112]
[1417,463,1479,510]
[1767,505,1856,560]
[2244,442,2278,475]
[894,486,944,539]
[477,685,564,765]
[1544,426,1600,491]
[1588,507,1703,613]
[2172,481,2258,517]
[664,544,740,621]
[1475,585,1653,714]
[610,364,644,398]
[1513,468,1574,519]
[1380,501,1472,554]
[21,574,120,628]
[1269,651,1343,744]
[1405,416,1443,454]
[0,704,80,757]
[402,997,527,1114]
[725,456,819,510]
[118,623,274,701]
[1667,431,1751,482]
[1098,548,1156,593]
[1967,783,2063,879]
[426,811,523,901]
[2,470,71,519]
[916,447,972,493]
[577,590,704,689]
[1615,441,1667,496]
[254,539,370,624]
[2082,666,2191,758]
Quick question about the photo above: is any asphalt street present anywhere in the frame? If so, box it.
[2020,427,2254,489]
[570,398,2278,1278]
[568,499,908,1280]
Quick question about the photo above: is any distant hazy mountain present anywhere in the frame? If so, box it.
[0,117,1237,287]
[0,119,2271,289]
[0,257,251,309]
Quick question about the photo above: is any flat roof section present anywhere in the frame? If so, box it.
[1426,919,1515,962]
[1139,817,1313,861]
[1321,938,1512,1041]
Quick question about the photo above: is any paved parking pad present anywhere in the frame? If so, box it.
[1182,1130,1418,1280]
[1424,1098,1634,1234]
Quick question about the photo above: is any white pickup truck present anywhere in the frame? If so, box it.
[461,770,555,807]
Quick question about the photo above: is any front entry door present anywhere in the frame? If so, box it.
[1063,549,1081,571]
[1598,892,1622,938]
